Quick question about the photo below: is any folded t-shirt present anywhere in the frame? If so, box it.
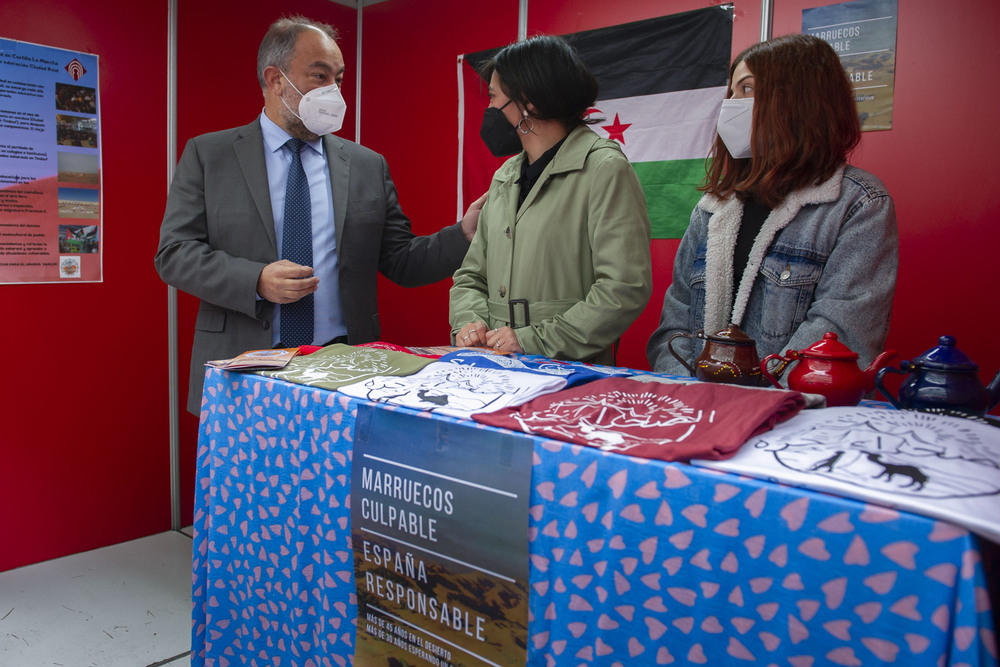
[257,343,433,390]
[354,341,446,359]
[474,377,806,462]
[336,361,568,419]
[437,350,630,388]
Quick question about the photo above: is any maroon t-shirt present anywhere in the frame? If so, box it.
[474,377,806,462]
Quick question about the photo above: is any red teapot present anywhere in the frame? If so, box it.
[761,332,896,406]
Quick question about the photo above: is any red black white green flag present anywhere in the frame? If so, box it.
[458,6,734,239]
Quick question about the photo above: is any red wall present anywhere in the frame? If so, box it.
[0,0,169,572]
[773,0,1000,405]
[359,0,519,349]
[363,0,763,369]
[3,0,997,573]
[364,0,1000,408]
[0,0,358,572]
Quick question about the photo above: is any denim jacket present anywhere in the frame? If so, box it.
[647,165,898,375]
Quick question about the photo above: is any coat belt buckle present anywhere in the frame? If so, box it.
[508,299,530,329]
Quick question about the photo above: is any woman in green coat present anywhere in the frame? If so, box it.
[449,35,652,366]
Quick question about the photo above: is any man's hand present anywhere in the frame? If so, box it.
[460,192,488,242]
[257,260,319,304]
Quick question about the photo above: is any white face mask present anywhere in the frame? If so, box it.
[279,70,347,135]
[716,97,754,159]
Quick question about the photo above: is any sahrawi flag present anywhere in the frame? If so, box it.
[458,5,734,239]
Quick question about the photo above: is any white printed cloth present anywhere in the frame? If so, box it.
[693,406,1000,543]
[336,361,568,419]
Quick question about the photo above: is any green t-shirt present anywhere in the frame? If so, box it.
[257,344,433,391]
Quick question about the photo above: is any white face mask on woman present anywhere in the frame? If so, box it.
[280,70,347,135]
[716,97,753,159]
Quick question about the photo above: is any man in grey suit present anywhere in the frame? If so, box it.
[155,16,480,414]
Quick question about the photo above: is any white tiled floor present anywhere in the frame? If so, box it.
[0,530,194,667]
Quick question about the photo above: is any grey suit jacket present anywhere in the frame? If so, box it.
[154,118,469,414]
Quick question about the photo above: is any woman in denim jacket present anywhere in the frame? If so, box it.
[647,34,898,376]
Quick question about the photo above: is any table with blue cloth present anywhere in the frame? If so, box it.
[191,367,998,666]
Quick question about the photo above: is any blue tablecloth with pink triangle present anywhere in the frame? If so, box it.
[191,367,997,666]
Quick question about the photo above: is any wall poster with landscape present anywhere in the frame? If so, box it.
[0,38,101,283]
[803,0,898,131]
[351,404,534,666]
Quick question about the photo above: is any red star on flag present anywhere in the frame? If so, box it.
[602,113,632,144]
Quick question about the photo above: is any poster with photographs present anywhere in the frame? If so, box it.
[803,0,898,131]
[351,404,533,666]
[0,38,101,283]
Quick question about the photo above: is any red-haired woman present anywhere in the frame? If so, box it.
[647,34,898,376]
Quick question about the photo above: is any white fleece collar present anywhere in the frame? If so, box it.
[700,165,846,333]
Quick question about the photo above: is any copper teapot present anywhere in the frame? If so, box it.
[667,323,762,386]
[761,332,896,406]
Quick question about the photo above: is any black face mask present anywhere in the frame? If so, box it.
[480,102,522,157]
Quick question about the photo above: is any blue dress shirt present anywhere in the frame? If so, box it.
[261,112,346,346]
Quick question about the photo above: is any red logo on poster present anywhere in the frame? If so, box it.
[64,58,87,81]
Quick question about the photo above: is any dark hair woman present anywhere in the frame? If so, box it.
[451,35,652,364]
[647,34,898,376]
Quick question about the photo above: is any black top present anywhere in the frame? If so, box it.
[732,196,772,303]
[516,137,567,209]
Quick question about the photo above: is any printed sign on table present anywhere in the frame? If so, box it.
[0,38,101,283]
[803,0,899,131]
[351,404,533,666]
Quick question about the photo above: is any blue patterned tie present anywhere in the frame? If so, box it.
[280,138,314,346]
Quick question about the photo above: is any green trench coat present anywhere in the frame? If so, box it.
[449,125,652,366]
